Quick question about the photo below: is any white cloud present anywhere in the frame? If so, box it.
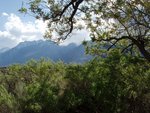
[2,12,9,16]
[0,13,47,49]
[0,13,90,49]
[60,29,90,46]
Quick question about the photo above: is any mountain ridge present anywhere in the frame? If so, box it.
[0,40,91,66]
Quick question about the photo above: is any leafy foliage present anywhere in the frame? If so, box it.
[21,0,150,61]
[0,51,150,113]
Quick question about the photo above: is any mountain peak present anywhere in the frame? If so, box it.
[0,40,91,66]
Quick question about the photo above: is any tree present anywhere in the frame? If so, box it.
[0,54,150,113]
[20,0,150,62]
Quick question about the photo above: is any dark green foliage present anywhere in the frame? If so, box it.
[0,52,150,113]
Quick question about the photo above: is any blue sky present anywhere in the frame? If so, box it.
[0,0,23,30]
[0,0,90,49]
[0,0,38,31]
[0,0,22,15]
[0,0,34,22]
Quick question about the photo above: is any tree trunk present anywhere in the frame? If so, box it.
[137,43,150,62]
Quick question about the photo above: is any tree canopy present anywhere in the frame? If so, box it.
[0,52,150,113]
[20,0,150,61]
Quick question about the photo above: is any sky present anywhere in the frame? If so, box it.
[0,0,90,49]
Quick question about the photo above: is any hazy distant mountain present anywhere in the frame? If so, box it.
[0,40,91,66]
[0,47,10,53]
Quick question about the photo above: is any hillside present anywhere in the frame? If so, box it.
[0,40,91,66]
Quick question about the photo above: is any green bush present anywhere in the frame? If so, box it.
[0,53,149,113]
[0,85,17,113]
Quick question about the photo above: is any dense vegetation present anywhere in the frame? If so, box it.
[0,1,149,113]
[0,50,149,113]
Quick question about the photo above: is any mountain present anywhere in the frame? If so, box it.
[0,47,10,53]
[0,40,91,66]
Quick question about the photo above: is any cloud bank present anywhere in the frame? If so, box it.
[0,13,90,49]
[0,13,47,49]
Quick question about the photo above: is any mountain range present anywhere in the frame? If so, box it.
[0,40,91,66]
